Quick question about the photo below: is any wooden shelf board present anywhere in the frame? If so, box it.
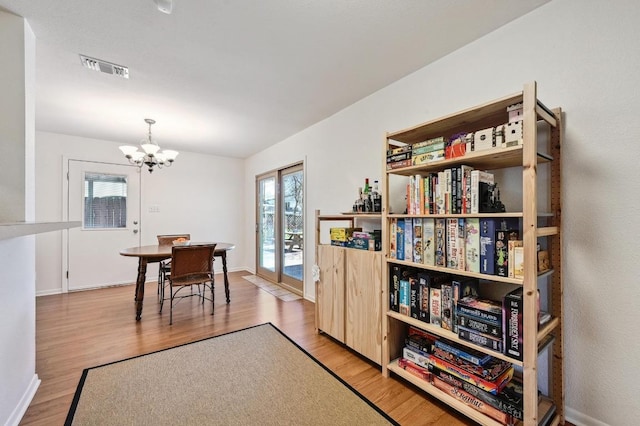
[536,100,558,127]
[387,311,523,366]
[536,226,558,237]
[386,259,524,285]
[387,93,523,144]
[386,93,557,146]
[318,213,382,220]
[388,359,506,426]
[386,147,553,177]
[387,212,523,219]
[389,360,557,426]
[537,317,560,343]
[537,396,558,426]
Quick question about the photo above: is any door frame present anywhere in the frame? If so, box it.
[61,156,141,293]
[255,161,305,294]
[279,163,304,291]
[255,170,279,284]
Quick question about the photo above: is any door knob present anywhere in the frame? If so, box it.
[133,220,138,225]
[133,229,139,234]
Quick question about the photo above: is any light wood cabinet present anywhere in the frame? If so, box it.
[316,244,345,342]
[381,82,564,425]
[345,249,383,364]
[315,211,383,364]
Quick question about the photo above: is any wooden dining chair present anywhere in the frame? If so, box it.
[156,234,190,301]
[160,243,217,325]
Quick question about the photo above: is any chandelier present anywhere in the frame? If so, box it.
[119,118,178,173]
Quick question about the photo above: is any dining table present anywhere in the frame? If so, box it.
[120,242,235,321]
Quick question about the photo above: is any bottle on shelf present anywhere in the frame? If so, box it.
[364,191,373,213]
[372,180,382,213]
[361,178,373,212]
[353,187,364,213]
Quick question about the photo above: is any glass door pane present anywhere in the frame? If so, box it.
[256,173,278,282]
[281,165,303,291]
[255,164,304,295]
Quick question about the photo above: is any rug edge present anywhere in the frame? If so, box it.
[65,368,88,426]
[268,323,400,426]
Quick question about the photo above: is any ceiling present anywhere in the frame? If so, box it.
[0,0,549,158]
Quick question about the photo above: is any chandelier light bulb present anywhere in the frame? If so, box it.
[119,145,139,158]
[119,118,178,172]
[162,150,179,162]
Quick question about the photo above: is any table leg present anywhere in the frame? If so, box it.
[134,257,148,321]
[221,252,230,303]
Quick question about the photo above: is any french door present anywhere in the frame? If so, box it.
[256,163,304,293]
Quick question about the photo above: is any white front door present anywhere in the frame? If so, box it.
[66,160,141,291]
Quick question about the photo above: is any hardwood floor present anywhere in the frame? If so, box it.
[22,271,476,425]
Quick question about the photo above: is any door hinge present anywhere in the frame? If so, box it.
[67,171,69,180]
[66,270,69,279]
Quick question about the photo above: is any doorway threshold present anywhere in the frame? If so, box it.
[242,275,302,301]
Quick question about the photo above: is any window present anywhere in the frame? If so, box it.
[83,173,128,229]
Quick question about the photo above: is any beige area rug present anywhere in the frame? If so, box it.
[65,323,396,426]
[242,275,302,301]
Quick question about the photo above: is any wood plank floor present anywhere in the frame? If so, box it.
[22,271,477,425]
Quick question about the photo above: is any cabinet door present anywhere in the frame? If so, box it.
[345,250,382,364]
[316,245,345,342]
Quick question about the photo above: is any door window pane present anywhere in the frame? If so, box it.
[259,177,276,272]
[83,173,127,229]
[282,169,303,282]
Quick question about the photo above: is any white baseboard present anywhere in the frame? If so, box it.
[5,374,40,426]
[36,289,62,297]
[565,406,610,426]
[36,269,251,297]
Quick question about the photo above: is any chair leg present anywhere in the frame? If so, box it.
[211,277,215,315]
[158,263,168,300]
[169,284,173,325]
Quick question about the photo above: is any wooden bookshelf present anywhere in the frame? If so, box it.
[380,82,564,425]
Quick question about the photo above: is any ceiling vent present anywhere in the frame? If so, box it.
[80,55,129,79]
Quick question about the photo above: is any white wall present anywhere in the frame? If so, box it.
[0,11,39,426]
[0,11,26,223]
[35,131,246,295]
[244,1,640,424]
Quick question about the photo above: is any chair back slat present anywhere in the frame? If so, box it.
[157,234,191,246]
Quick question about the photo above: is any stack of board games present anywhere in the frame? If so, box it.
[411,137,445,166]
[390,252,534,365]
[397,327,523,424]
[397,326,438,381]
[456,296,504,353]
[386,145,412,170]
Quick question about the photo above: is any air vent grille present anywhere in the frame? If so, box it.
[80,55,129,79]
